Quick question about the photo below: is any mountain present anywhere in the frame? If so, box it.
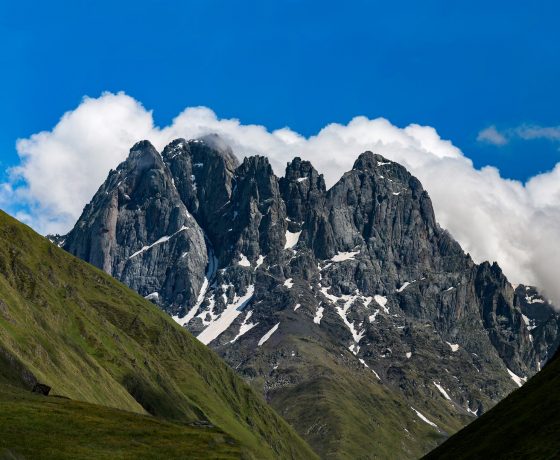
[424,348,560,459]
[0,210,316,459]
[62,136,559,458]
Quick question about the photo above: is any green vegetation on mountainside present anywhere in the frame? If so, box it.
[245,335,470,459]
[0,383,240,460]
[0,210,316,460]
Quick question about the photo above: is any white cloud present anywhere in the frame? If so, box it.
[477,125,508,145]
[515,125,560,141]
[6,92,156,232]
[477,123,560,145]
[4,91,560,305]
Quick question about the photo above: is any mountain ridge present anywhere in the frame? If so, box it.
[60,136,560,458]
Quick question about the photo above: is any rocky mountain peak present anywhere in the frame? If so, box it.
[237,154,274,177]
[161,138,189,160]
[352,150,388,170]
[199,133,236,157]
[64,139,209,316]
[61,137,560,459]
[280,157,326,224]
[225,154,287,263]
[127,139,162,168]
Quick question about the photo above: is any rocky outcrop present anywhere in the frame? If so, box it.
[62,137,559,459]
[63,140,209,316]
[162,135,238,264]
[514,284,560,369]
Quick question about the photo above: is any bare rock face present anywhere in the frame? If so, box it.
[63,140,208,316]
[514,284,560,369]
[224,155,288,264]
[62,138,559,458]
[162,135,238,264]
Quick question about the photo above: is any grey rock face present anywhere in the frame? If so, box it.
[162,136,238,264]
[279,156,326,224]
[225,155,288,264]
[62,138,559,458]
[63,140,209,316]
[514,284,560,369]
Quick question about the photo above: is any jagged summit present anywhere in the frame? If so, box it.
[122,139,163,172]
[352,150,389,170]
[130,138,158,152]
[61,137,560,459]
[198,132,236,156]
[280,157,326,224]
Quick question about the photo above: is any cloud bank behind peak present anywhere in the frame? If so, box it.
[3,91,560,304]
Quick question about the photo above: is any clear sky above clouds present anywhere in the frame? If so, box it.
[2,0,560,180]
[1,1,560,302]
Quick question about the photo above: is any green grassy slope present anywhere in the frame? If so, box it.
[0,383,240,460]
[424,352,560,459]
[0,210,316,460]
[242,334,470,459]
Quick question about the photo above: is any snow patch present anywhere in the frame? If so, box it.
[411,407,438,429]
[175,244,218,326]
[433,382,451,400]
[238,253,251,267]
[197,285,255,345]
[293,303,301,311]
[284,278,294,289]
[446,341,460,352]
[359,359,381,380]
[129,226,188,259]
[284,230,302,249]
[258,323,280,347]
[319,262,332,271]
[466,403,479,416]
[314,305,324,324]
[320,287,365,344]
[507,368,527,388]
[525,294,545,304]
[144,292,159,301]
[406,352,412,359]
[396,280,415,293]
[230,311,259,343]
[331,251,360,262]
[374,295,389,313]
[362,296,373,308]
[369,309,380,323]
[255,255,265,268]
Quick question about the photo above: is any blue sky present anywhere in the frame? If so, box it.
[2,0,560,182]
[3,1,560,302]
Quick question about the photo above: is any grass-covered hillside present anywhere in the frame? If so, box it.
[425,351,560,459]
[0,383,240,460]
[238,328,469,459]
[0,210,316,459]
